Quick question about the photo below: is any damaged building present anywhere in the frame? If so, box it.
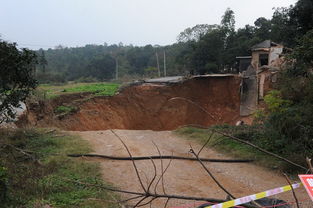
[238,40,288,116]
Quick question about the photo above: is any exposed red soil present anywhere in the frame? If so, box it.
[18,76,242,131]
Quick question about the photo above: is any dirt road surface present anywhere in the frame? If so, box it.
[72,130,311,208]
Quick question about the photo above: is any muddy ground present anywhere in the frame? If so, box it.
[71,130,311,208]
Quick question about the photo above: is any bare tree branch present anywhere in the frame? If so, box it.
[133,196,149,207]
[2,143,42,165]
[214,129,307,170]
[166,97,219,121]
[152,141,166,195]
[63,177,227,203]
[180,124,307,170]
[120,195,143,203]
[154,154,173,196]
[209,135,225,148]
[306,157,313,173]
[67,153,253,163]
[197,131,214,156]
[110,130,147,193]
[163,198,170,208]
[189,146,236,199]
[137,197,157,207]
[147,158,157,193]
[283,173,300,208]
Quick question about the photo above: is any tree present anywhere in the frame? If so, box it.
[0,40,37,123]
[191,29,225,74]
[270,0,313,47]
[38,48,48,73]
[254,17,272,40]
[271,7,295,46]
[223,25,259,68]
[287,29,313,76]
[177,24,218,42]
[289,0,313,35]
[220,8,235,36]
[88,54,116,80]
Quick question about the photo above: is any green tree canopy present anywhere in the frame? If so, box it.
[177,24,219,42]
[88,54,116,80]
[0,40,37,122]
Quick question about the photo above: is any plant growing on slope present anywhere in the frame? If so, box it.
[0,40,37,123]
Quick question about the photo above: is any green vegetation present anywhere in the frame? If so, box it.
[175,126,286,171]
[176,0,313,173]
[254,28,313,169]
[263,90,292,113]
[65,83,119,95]
[0,128,119,208]
[0,40,37,123]
[54,105,77,114]
[37,82,120,99]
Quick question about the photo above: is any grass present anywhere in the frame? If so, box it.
[36,82,120,99]
[54,105,77,115]
[175,126,287,171]
[0,128,120,208]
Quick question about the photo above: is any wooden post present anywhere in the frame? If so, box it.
[163,51,167,77]
[115,57,119,80]
[156,52,160,77]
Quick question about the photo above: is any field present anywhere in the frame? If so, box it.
[0,128,119,208]
[37,82,120,99]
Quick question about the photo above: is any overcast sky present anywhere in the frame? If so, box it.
[0,0,296,49]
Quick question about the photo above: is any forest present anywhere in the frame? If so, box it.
[35,0,313,83]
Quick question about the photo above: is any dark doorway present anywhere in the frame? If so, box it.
[259,54,269,66]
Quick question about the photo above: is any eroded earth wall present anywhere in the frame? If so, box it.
[18,76,241,131]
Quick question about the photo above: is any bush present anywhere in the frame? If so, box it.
[54,106,77,114]
[0,40,37,123]
[263,90,291,113]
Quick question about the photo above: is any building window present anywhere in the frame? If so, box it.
[259,54,269,66]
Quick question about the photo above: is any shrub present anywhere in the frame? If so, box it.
[54,106,77,114]
[263,90,291,113]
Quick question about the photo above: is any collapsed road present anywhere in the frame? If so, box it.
[18,75,241,130]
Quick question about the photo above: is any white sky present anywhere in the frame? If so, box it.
[0,0,296,49]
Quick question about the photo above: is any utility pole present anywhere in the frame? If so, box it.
[163,51,167,77]
[115,57,119,80]
[156,52,160,77]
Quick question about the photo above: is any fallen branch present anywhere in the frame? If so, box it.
[62,177,227,203]
[214,130,307,170]
[1,143,42,165]
[179,124,307,170]
[67,153,253,163]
